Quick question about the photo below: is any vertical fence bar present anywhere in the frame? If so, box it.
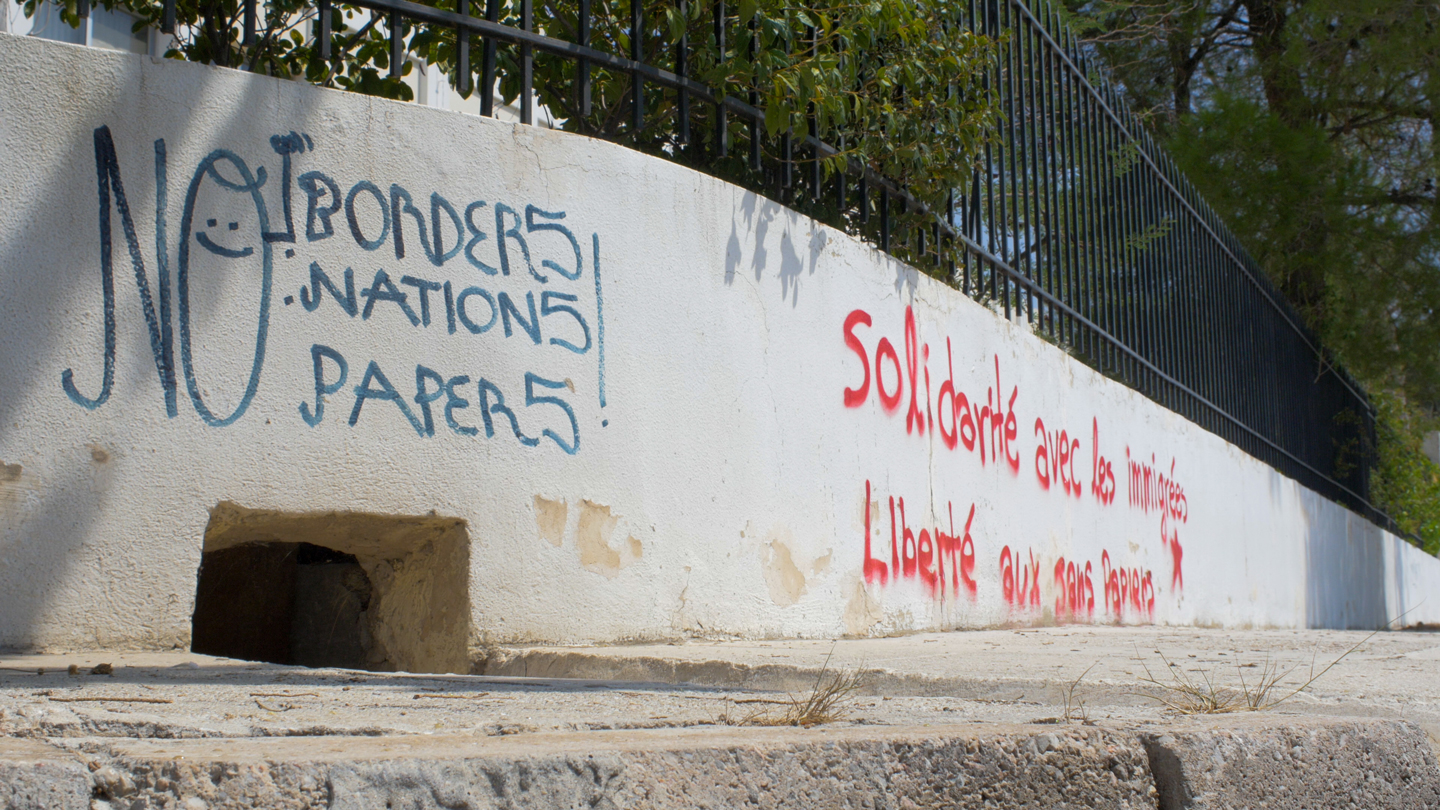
[389,11,403,79]
[946,189,956,278]
[1144,134,1168,406]
[1131,110,1159,402]
[319,0,332,61]
[481,0,498,115]
[1034,5,1056,337]
[1049,7,1067,341]
[243,0,256,52]
[1193,200,1213,430]
[1213,221,1231,434]
[748,13,760,171]
[455,0,469,96]
[1055,7,1075,350]
[984,0,999,306]
[162,0,175,35]
[1079,51,1107,372]
[1145,149,1172,408]
[1115,92,1142,390]
[1015,2,1035,324]
[807,25,820,201]
[880,187,890,253]
[1177,182,1200,423]
[632,0,645,132]
[782,131,792,193]
[1100,73,1125,379]
[1100,73,1120,377]
[578,0,592,118]
[780,29,792,195]
[1044,2,1067,344]
[1160,150,1184,412]
[1031,3,1048,330]
[677,0,690,144]
[1182,210,1199,424]
[1062,20,1085,357]
[1059,2,1080,352]
[1226,228,1245,442]
[1105,92,1128,382]
[1156,142,1181,411]
[1000,0,1017,318]
[993,0,1009,316]
[713,0,727,157]
[1231,241,1248,444]
[520,0,533,124]
[965,0,979,298]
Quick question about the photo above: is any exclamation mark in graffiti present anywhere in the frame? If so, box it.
[593,233,607,426]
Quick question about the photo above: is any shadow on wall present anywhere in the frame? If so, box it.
[1304,490,1388,630]
[0,46,329,650]
[192,502,471,674]
[723,193,832,307]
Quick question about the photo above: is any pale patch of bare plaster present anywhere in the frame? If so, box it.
[534,496,567,547]
[811,550,833,575]
[576,500,640,579]
[843,576,884,636]
[763,532,807,607]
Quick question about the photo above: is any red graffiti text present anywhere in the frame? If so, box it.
[844,307,1020,474]
[862,480,977,601]
[999,545,1042,608]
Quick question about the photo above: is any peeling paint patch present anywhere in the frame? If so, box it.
[843,577,884,636]
[763,536,806,606]
[88,445,110,464]
[534,496,567,547]
[0,463,19,482]
[811,550,833,575]
[576,500,639,578]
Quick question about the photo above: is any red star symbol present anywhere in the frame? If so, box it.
[1168,534,1184,591]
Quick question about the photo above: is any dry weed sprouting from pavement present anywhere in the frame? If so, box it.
[715,649,865,728]
[1137,625,1387,715]
[1061,663,1095,723]
[1033,663,1095,724]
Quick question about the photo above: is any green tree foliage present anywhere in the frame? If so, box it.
[26,0,998,266]
[24,0,417,94]
[1371,393,1440,555]
[1067,0,1440,548]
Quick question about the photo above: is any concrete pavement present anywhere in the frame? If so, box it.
[3,626,1440,808]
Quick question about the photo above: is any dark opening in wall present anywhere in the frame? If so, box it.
[189,502,471,673]
[191,542,376,669]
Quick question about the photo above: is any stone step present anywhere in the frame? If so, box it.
[4,717,1437,810]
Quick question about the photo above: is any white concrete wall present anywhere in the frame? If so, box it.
[2,33,1438,654]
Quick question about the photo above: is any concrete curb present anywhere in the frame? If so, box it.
[1139,717,1440,810]
[4,717,1438,809]
[480,647,1153,704]
[0,740,92,810]
[16,725,1156,810]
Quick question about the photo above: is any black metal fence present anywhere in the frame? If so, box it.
[145,0,1388,526]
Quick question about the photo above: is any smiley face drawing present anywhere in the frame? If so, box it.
[195,218,254,258]
[177,149,274,427]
